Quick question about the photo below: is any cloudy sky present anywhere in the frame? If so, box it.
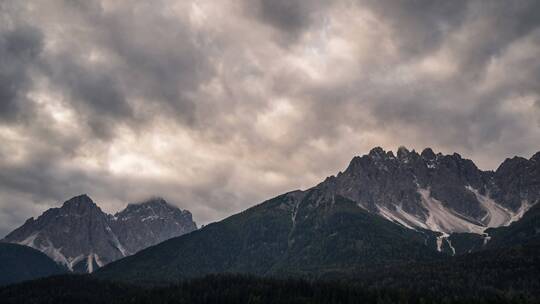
[1,0,539,237]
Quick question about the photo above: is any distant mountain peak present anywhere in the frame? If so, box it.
[326,147,538,238]
[59,194,100,211]
[3,194,197,273]
[138,197,174,208]
[62,194,95,206]
[396,146,410,159]
[119,197,190,217]
[420,148,436,160]
[368,146,386,158]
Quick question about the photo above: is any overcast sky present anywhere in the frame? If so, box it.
[1,0,539,237]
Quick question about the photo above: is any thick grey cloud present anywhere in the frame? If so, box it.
[0,24,42,123]
[242,0,328,43]
[0,0,539,237]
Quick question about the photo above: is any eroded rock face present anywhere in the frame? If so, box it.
[111,198,197,255]
[317,147,539,234]
[490,152,540,211]
[2,195,197,273]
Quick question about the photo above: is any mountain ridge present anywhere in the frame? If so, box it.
[95,147,539,282]
[1,195,197,273]
[322,147,537,235]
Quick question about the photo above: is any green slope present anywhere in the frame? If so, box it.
[0,243,66,286]
[95,190,440,282]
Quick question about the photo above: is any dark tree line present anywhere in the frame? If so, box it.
[1,272,539,304]
[1,241,539,304]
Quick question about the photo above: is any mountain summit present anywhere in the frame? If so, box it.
[2,195,197,273]
[111,197,197,254]
[330,147,536,234]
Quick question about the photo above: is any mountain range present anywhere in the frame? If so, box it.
[95,147,540,282]
[1,195,196,273]
[1,146,539,293]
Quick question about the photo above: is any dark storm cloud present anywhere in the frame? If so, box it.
[242,0,328,43]
[45,55,133,139]
[0,25,43,122]
[368,1,540,151]
[0,0,539,235]
[360,0,469,58]
[94,4,214,125]
[33,0,215,139]
[271,0,540,163]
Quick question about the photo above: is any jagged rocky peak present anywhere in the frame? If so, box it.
[496,156,528,173]
[347,146,490,173]
[62,194,95,207]
[345,147,426,176]
[356,146,437,165]
[360,146,478,170]
[368,146,386,158]
[421,148,436,160]
[492,150,540,211]
[2,194,119,273]
[117,196,194,219]
[396,146,410,160]
[319,147,539,238]
[60,194,101,214]
[110,196,197,256]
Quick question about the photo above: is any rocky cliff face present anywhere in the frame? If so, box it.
[323,147,538,236]
[490,151,540,211]
[111,197,197,255]
[2,195,197,273]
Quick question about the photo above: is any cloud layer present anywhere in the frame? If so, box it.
[1,0,539,236]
